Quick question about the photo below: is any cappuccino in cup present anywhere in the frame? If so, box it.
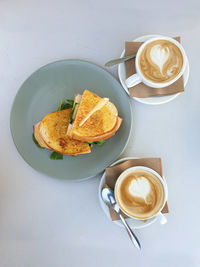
[138,39,183,83]
[125,36,187,89]
[115,167,167,220]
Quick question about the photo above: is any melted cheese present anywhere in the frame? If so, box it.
[79,98,109,126]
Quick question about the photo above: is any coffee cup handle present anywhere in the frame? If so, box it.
[125,73,142,88]
[157,212,167,225]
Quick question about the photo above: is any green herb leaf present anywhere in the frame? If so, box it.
[57,100,63,111]
[32,133,44,149]
[57,99,74,111]
[50,151,63,160]
[66,99,74,106]
[88,141,94,145]
[89,140,105,146]
[96,140,105,146]
[61,103,73,109]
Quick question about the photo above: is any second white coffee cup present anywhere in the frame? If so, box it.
[114,166,168,225]
[125,35,187,89]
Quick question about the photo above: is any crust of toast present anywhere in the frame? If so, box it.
[36,109,91,155]
[33,122,50,149]
[68,90,122,141]
[71,117,122,141]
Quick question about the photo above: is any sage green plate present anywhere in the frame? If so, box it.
[10,60,132,180]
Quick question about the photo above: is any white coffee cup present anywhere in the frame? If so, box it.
[125,36,187,89]
[114,166,168,225]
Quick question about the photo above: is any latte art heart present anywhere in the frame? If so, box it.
[150,45,170,75]
[138,39,183,83]
[115,169,165,220]
[128,177,150,200]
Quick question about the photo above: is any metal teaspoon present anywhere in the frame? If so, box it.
[101,187,141,250]
[105,54,136,67]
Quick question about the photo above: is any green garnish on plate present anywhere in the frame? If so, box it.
[88,141,93,145]
[66,99,74,106]
[50,151,63,160]
[96,140,105,146]
[32,133,44,149]
[88,140,105,146]
[57,99,74,111]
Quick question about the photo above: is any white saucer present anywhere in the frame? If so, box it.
[98,157,167,229]
[118,34,190,105]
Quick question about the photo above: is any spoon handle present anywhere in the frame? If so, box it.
[105,54,136,67]
[118,212,141,250]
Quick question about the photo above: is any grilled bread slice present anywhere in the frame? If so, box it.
[67,90,122,142]
[34,109,91,155]
[33,122,50,149]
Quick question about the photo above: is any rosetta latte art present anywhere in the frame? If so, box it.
[138,40,183,83]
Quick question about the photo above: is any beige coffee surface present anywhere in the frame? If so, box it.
[105,158,169,221]
[115,169,165,220]
[138,39,183,83]
[125,37,185,98]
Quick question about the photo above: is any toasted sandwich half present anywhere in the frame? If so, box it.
[33,109,91,155]
[67,90,122,142]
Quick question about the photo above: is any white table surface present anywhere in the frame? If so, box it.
[1,0,200,266]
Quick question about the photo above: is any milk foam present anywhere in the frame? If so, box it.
[150,45,170,75]
[167,57,179,76]
[128,176,150,200]
[138,39,183,83]
[116,170,165,220]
